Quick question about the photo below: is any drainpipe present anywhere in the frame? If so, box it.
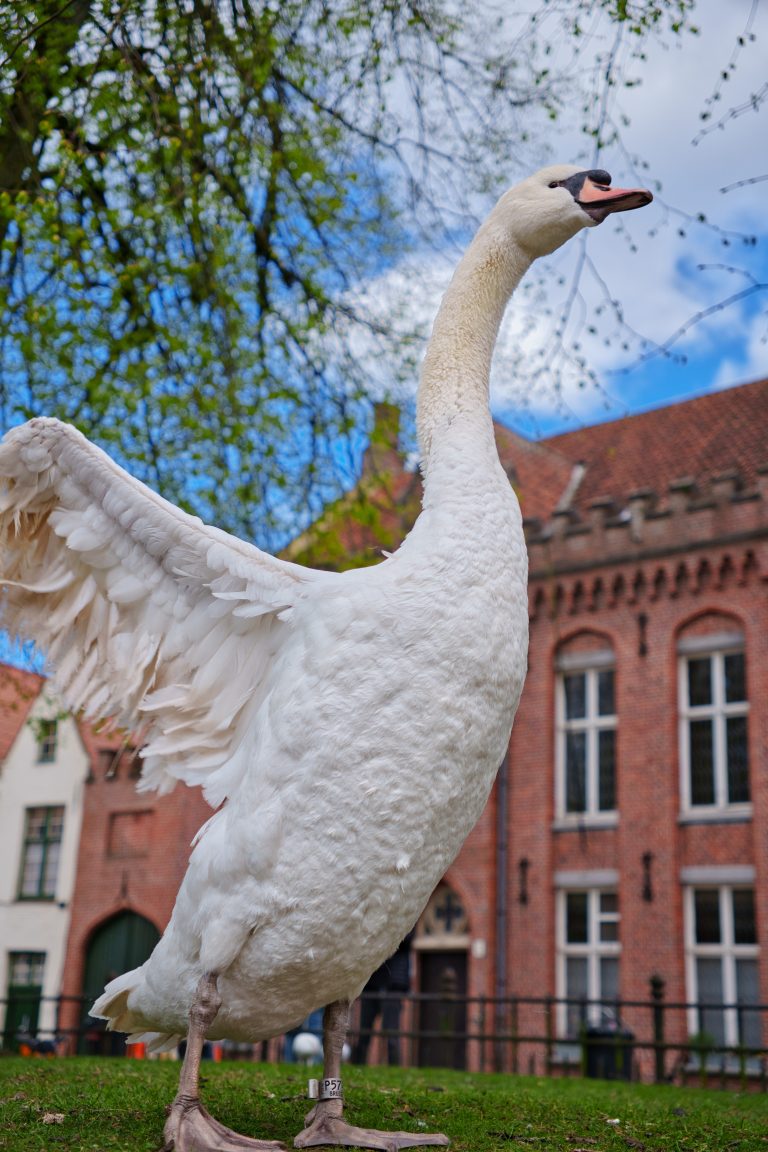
[493,753,509,1072]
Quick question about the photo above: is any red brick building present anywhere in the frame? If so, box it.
[5,379,764,1076]
[0,671,211,1054]
[438,378,768,1077]
[292,380,767,1077]
[57,735,211,1053]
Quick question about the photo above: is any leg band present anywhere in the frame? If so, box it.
[307,1078,343,1101]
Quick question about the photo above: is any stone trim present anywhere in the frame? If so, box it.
[679,865,755,885]
[553,869,619,888]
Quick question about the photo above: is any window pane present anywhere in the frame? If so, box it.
[20,843,43,897]
[733,890,757,945]
[564,674,586,720]
[565,732,586,813]
[600,919,619,943]
[25,809,47,841]
[599,892,620,942]
[47,809,64,840]
[565,956,588,998]
[42,842,60,898]
[689,720,715,805]
[598,730,616,811]
[694,890,721,944]
[37,719,57,762]
[726,716,750,804]
[600,956,619,1005]
[9,955,27,984]
[724,652,746,703]
[696,957,725,1046]
[736,959,761,1049]
[688,658,712,706]
[599,891,619,942]
[565,957,588,1037]
[9,952,45,985]
[597,670,615,716]
[566,893,588,943]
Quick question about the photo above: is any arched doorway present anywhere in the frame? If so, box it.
[79,911,160,1054]
[414,883,469,1069]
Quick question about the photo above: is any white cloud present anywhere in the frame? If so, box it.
[711,311,768,391]
[343,0,768,435]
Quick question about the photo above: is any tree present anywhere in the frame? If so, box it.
[0,0,697,546]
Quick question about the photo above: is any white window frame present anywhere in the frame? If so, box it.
[556,886,621,1039]
[684,884,760,1049]
[678,633,751,819]
[555,650,617,825]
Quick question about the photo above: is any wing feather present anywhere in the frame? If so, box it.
[0,418,331,802]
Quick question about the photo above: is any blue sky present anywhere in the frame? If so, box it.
[507,0,768,437]
[354,0,768,443]
[1,0,765,672]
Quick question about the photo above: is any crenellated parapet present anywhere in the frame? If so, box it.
[526,467,768,620]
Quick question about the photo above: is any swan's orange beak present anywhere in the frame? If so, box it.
[577,175,653,222]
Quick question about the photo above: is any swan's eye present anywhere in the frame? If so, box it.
[548,181,560,189]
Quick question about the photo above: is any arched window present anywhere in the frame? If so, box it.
[677,614,750,818]
[417,883,469,944]
[555,634,617,824]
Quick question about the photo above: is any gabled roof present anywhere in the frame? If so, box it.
[0,665,44,761]
[0,661,129,767]
[289,380,768,568]
[493,423,576,521]
[542,379,768,515]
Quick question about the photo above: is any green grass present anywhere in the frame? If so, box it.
[0,1058,767,1151]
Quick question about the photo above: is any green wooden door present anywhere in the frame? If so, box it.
[3,985,42,1051]
[79,912,160,1054]
[3,953,46,1052]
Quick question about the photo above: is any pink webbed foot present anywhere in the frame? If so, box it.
[163,1094,286,1151]
[164,973,285,1151]
[292,1001,450,1151]
[294,1101,449,1151]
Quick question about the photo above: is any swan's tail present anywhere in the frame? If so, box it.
[91,969,181,1055]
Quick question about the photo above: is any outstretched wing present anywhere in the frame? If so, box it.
[0,418,330,804]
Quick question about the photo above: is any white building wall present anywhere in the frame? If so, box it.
[0,685,89,1044]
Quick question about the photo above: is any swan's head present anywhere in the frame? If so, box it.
[496,164,653,257]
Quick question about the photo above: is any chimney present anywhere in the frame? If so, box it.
[361,402,403,479]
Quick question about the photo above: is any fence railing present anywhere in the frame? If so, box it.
[1,978,766,1091]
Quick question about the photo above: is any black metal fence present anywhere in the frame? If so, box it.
[348,977,768,1090]
[1,978,766,1091]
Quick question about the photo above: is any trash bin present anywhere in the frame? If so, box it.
[583,1020,634,1081]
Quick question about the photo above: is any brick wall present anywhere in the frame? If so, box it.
[56,384,768,1076]
[443,456,768,1076]
[58,736,211,1047]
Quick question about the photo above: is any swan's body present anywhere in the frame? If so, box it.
[102,420,527,1045]
[0,165,650,1149]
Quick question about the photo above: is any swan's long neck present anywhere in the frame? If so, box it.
[417,208,531,483]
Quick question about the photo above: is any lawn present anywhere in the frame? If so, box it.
[0,1058,766,1151]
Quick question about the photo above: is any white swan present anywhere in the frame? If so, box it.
[0,166,650,1151]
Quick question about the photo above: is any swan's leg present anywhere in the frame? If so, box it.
[294,1000,449,1151]
[163,972,285,1152]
